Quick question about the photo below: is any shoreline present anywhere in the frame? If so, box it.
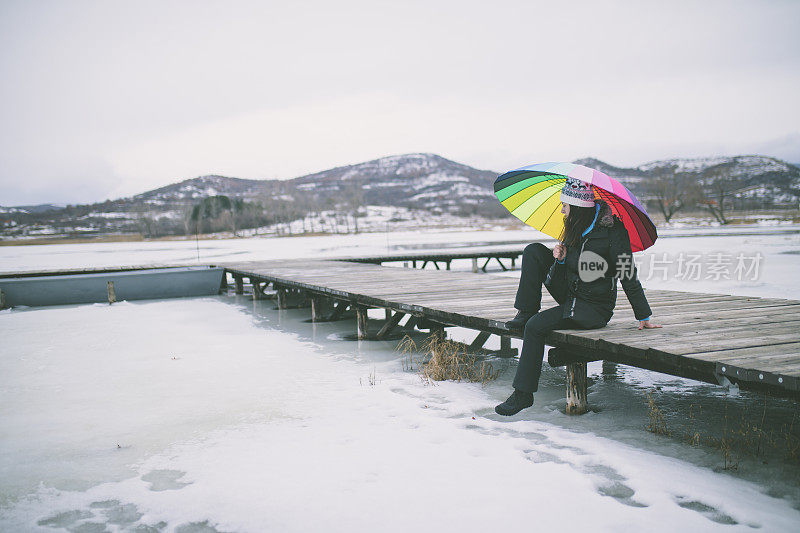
[2,219,800,247]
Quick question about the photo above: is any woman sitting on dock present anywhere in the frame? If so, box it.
[495,178,661,416]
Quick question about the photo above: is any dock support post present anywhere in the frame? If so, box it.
[252,280,269,300]
[356,306,369,340]
[311,296,327,322]
[566,362,588,415]
[219,273,229,293]
[107,281,116,304]
[446,260,451,270]
[234,275,244,294]
[499,335,512,357]
[276,287,288,310]
[472,258,478,273]
[0,289,6,310]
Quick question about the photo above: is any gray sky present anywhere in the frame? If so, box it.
[1,0,799,206]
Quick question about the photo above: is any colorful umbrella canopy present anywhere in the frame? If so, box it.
[494,162,657,252]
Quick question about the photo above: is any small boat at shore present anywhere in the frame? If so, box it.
[0,266,225,308]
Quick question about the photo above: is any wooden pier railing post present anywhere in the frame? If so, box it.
[234,275,244,295]
[107,281,116,304]
[356,305,369,339]
[566,362,588,415]
[471,258,478,273]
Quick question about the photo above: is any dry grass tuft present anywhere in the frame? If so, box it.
[397,334,499,385]
[646,393,670,436]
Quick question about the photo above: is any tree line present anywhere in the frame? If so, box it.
[644,161,799,224]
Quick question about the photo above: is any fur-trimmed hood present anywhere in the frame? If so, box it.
[596,198,616,228]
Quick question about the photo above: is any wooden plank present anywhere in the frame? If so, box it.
[683,343,800,361]
[483,304,800,323]
[582,319,800,344]
[469,331,491,350]
[570,312,800,336]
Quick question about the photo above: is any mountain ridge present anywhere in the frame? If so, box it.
[2,153,798,238]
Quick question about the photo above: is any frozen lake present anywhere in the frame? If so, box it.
[2,226,800,532]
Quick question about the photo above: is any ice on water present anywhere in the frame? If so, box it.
[2,227,800,531]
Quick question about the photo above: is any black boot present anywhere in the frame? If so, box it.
[506,310,535,330]
[494,389,534,416]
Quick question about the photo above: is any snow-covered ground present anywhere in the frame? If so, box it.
[2,225,800,531]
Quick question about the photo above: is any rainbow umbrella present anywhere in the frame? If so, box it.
[494,162,657,252]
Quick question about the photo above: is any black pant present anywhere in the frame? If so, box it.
[512,243,604,393]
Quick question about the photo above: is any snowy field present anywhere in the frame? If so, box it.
[2,225,800,532]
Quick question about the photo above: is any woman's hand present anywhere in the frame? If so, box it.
[638,319,662,330]
[553,244,566,261]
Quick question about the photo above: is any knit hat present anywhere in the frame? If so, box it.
[560,177,595,207]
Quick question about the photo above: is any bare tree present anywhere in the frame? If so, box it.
[645,165,703,223]
[701,163,741,225]
[343,180,365,233]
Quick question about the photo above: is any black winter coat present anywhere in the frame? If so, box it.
[545,199,652,324]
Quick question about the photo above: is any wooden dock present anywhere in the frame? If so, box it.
[221,258,800,410]
[3,253,798,412]
[339,245,530,272]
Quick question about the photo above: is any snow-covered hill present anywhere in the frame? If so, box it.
[291,153,496,212]
[603,155,800,207]
[135,175,270,205]
[1,153,798,239]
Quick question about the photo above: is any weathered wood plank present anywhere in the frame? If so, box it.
[682,343,800,362]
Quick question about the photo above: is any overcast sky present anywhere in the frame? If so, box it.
[1,0,799,206]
